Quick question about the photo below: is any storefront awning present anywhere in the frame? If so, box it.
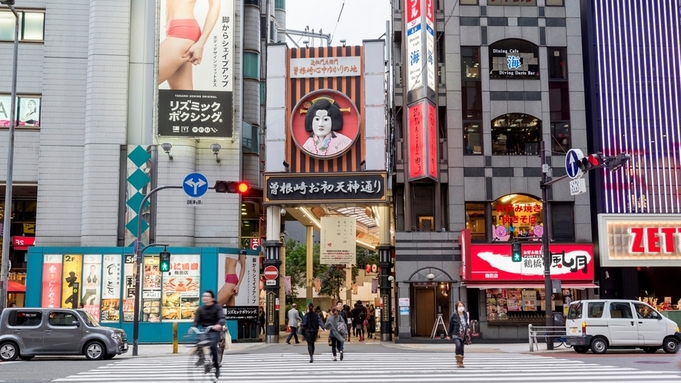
[464,282,598,290]
[4,280,26,293]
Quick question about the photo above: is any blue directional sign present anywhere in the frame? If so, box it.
[183,173,209,198]
[565,148,584,180]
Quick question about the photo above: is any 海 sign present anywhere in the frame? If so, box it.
[489,39,539,79]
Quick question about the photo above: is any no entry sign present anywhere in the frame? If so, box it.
[264,265,279,280]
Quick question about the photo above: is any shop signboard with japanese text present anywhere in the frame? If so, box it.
[265,173,386,204]
[81,255,102,321]
[404,0,423,93]
[101,255,121,323]
[41,255,62,308]
[463,244,594,282]
[320,216,357,265]
[162,255,200,321]
[407,100,437,181]
[217,252,260,312]
[157,0,234,138]
[61,254,82,309]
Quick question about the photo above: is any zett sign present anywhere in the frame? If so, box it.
[462,243,595,282]
[599,214,681,267]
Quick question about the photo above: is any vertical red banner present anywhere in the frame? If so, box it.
[427,102,438,179]
[408,101,425,180]
[41,254,63,308]
[405,0,421,25]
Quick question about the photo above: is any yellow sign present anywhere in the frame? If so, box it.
[61,254,82,309]
[23,223,35,234]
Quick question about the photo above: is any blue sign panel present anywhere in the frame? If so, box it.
[183,173,209,198]
[565,149,584,179]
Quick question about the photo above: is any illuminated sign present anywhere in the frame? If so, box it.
[405,0,423,92]
[407,100,437,181]
[593,2,680,214]
[425,0,435,92]
[599,214,681,266]
[264,173,386,204]
[489,39,539,79]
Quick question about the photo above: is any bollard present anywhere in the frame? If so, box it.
[172,322,178,354]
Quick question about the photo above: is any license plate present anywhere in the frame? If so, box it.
[122,342,128,350]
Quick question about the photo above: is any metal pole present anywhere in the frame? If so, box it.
[132,185,181,356]
[0,3,20,312]
[540,141,554,350]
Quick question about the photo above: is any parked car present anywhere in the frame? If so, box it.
[0,308,128,361]
[565,299,681,354]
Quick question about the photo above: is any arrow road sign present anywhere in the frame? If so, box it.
[565,149,585,179]
[183,173,209,198]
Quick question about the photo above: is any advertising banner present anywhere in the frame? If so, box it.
[404,0,423,92]
[217,252,259,307]
[522,289,537,311]
[320,216,357,264]
[123,254,136,322]
[101,254,122,323]
[407,100,437,181]
[425,0,435,92]
[162,254,200,321]
[157,0,234,138]
[41,254,62,308]
[142,256,161,322]
[0,95,41,127]
[489,39,539,79]
[265,173,386,204]
[81,255,102,321]
[465,243,595,282]
[61,254,82,309]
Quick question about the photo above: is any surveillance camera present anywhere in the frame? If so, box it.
[388,275,394,282]
[280,207,287,216]
[160,143,172,153]
[210,143,221,153]
[426,273,435,280]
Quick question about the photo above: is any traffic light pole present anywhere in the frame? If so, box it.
[539,141,554,350]
[132,185,181,356]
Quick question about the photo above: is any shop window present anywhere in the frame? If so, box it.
[462,81,482,120]
[461,47,480,79]
[491,194,544,241]
[464,122,483,155]
[551,122,570,153]
[465,203,486,242]
[551,202,574,242]
[549,82,570,121]
[0,10,44,42]
[548,48,567,80]
[48,311,78,327]
[491,114,541,155]
[242,122,259,154]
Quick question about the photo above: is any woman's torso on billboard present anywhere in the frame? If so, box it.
[166,0,197,23]
[223,253,239,274]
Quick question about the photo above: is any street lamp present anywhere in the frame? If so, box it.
[0,0,20,312]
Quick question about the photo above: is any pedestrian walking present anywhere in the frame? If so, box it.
[257,306,265,336]
[367,304,376,339]
[301,302,325,363]
[446,301,471,368]
[285,303,302,344]
[324,307,348,361]
[352,300,367,341]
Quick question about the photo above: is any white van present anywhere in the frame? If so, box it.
[565,299,681,354]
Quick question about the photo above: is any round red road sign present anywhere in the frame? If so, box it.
[264,265,278,280]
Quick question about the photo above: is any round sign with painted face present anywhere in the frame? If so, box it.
[290,89,360,159]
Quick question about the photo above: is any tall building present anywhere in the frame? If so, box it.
[0,0,274,338]
[582,0,681,302]
[391,0,595,340]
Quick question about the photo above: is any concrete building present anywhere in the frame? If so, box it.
[0,0,274,316]
[391,0,595,340]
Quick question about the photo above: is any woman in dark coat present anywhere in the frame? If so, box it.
[446,300,470,368]
[300,302,324,363]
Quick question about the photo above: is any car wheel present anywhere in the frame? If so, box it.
[574,346,589,354]
[19,355,35,361]
[590,337,608,354]
[103,353,115,360]
[643,347,659,353]
[84,341,106,360]
[0,341,19,361]
[662,337,679,354]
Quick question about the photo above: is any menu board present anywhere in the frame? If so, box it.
[142,256,161,322]
[522,289,537,311]
[485,289,509,321]
[506,289,522,312]
[161,254,200,321]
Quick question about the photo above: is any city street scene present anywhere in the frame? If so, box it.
[1,0,681,382]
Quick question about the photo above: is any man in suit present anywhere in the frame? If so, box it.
[286,303,302,344]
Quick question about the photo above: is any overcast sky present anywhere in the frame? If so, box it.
[282,0,391,47]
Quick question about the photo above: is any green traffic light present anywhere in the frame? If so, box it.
[511,242,522,263]
[160,261,170,272]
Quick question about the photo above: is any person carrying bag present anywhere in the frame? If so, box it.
[446,301,471,368]
[301,303,325,363]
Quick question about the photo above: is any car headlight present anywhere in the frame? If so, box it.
[676,326,679,332]
[111,332,122,342]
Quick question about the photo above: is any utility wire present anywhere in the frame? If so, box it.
[329,0,346,45]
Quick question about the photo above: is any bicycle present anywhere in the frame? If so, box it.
[543,333,572,348]
[186,327,226,382]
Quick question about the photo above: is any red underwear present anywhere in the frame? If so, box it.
[225,273,238,284]
[165,19,201,42]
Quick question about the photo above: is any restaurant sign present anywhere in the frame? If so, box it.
[599,214,681,266]
[264,172,386,204]
[463,243,595,282]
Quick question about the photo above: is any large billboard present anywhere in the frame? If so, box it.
[157,0,234,138]
[407,100,437,181]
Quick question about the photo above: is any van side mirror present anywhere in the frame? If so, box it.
[72,320,80,327]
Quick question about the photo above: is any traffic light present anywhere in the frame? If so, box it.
[0,1,16,5]
[605,153,631,172]
[511,242,522,263]
[215,181,250,194]
[159,251,171,273]
[578,153,603,172]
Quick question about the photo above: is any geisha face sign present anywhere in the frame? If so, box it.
[464,243,595,282]
[290,90,360,159]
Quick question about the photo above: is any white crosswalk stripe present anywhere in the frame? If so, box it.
[52,352,681,382]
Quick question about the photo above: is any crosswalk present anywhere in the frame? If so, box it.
[53,352,681,382]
